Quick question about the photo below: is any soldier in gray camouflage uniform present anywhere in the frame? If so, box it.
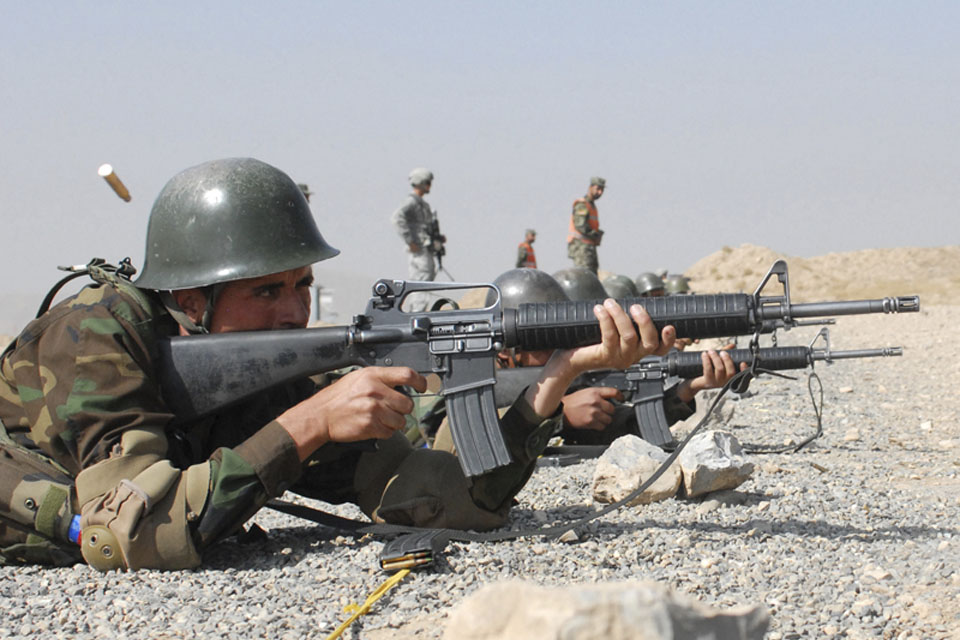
[0,159,665,570]
[390,168,441,312]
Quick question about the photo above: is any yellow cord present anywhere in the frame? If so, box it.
[325,569,411,639]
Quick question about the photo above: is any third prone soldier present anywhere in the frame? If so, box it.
[516,229,537,269]
[390,168,440,311]
[567,176,605,273]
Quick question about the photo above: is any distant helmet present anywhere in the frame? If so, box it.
[602,274,639,299]
[484,269,569,309]
[409,168,434,187]
[664,274,692,295]
[635,272,666,297]
[134,158,339,290]
[297,183,314,201]
[552,267,608,302]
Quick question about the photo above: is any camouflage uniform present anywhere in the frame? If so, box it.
[390,193,437,312]
[567,195,603,273]
[0,277,558,569]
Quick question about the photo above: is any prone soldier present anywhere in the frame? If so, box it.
[0,159,672,569]
[635,272,666,297]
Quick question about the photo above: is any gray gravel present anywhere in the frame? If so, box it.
[1,306,957,639]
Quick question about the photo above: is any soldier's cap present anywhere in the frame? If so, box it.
[525,228,536,236]
[297,183,313,196]
[590,176,606,188]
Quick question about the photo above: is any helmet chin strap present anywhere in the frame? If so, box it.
[159,284,225,335]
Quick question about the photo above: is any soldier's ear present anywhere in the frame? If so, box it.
[171,289,206,325]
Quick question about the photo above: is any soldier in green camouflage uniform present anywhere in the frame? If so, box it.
[0,158,664,570]
[567,177,606,273]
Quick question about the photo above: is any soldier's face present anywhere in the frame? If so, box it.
[589,185,604,200]
[209,266,314,333]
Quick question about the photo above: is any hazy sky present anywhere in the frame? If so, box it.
[1,1,957,329]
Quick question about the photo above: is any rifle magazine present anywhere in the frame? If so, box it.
[445,385,512,477]
[631,381,673,447]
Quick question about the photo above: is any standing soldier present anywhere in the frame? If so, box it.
[567,177,605,273]
[390,168,440,311]
[516,229,537,269]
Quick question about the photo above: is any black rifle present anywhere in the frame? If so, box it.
[156,260,918,477]
[428,214,450,278]
[492,327,903,447]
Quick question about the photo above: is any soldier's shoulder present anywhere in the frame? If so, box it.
[13,281,162,350]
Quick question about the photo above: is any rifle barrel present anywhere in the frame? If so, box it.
[505,294,919,350]
[763,296,919,320]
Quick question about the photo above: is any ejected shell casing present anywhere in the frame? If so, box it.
[98,163,131,202]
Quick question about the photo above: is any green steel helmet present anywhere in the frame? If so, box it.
[484,268,568,309]
[408,167,434,187]
[664,274,692,295]
[134,158,339,290]
[552,267,608,302]
[635,272,666,296]
[602,274,639,299]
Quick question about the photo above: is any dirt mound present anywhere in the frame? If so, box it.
[684,243,959,304]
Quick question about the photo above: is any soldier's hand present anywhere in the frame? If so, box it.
[408,242,421,253]
[278,366,427,461]
[562,387,623,431]
[567,300,675,374]
[524,301,675,420]
[675,350,746,403]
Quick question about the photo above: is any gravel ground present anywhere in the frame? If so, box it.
[1,305,957,640]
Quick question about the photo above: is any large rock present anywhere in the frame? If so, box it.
[592,435,681,505]
[679,430,754,498]
[442,579,769,640]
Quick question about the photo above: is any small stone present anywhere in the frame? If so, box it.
[920,420,932,431]
[864,568,892,581]
[558,530,580,544]
[844,428,861,442]
[838,386,854,394]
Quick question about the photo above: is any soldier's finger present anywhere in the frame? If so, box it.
[627,304,659,352]
[700,350,715,380]
[596,387,624,402]
[657,325,677,356]
[593,302,617,352]
[717,350,737,377]
[375,367,428,393]
[380,385,417,416]
[604,299,639,351]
